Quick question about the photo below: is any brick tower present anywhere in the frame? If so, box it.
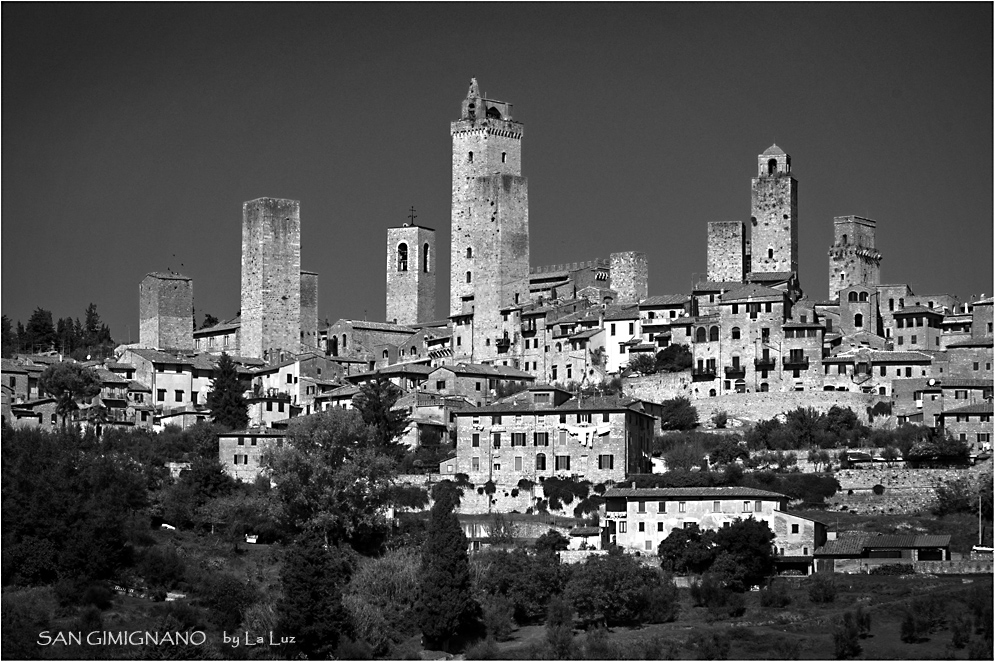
[139,272,193,351]
[750,144,798,276]
[240,197,301,360]
[450,78,529,360]
[706,221,746,283]
[386,220,436,325]
[828,216,881,301]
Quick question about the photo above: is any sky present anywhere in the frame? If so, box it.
[3,4,992,341]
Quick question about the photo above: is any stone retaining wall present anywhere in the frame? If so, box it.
[833,558,993,574]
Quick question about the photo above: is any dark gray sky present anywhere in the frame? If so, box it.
[3,4,992,339]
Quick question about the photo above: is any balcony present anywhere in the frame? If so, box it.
[782,355,810,369]
[521,321,537,335]
[691,366,717,379]
[495,336,512,353]
[754,357,776,370]
[724,364,746,378]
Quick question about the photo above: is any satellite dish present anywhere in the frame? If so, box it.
[927,378,936,386]
[86,354,91,360]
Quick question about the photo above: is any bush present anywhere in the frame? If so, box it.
[900,595,946,643]
[481,595,515,642]
[833,612,862,659]
[872,484,886,495]
[139,545,186,590]
[335,637,374,660]
[951,610,972,648]
[712,411,728,429]
[659,397,698,431]
[583,625,618,660]
[689,631,730,660]
[807,574,837,604]
[759,584,792,608]
[464,637,501,660]
[869,563,915,575]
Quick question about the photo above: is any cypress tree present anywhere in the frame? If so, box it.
[416,487,481,652]
[206,352,248,430]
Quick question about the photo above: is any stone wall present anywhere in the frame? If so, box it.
[386,226,436,325]
[300,271,319,350]
[706,222,745,283]
[832,558,993,574]
[240,198,301,359]
[750,170,797,274]
[139,273,193,351]
[610,252,648,305]
[828,466,990,515]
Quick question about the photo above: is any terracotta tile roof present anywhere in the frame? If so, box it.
[603,305,641,321]
[692,280,741,292]
[640,294,689,307]
[1,360,29,374]
[145,271,191,281]
[937,379,992,389]
[939,403,994,416]
[868,534,951,549]
[762,143,786,156]
[815,531,872,556]
[720,284,785,302]
[348,320,418,334]
[746,271,794,282]
[127,380,151,392]
[893,306,944,316]
[604,486,787,499]
[946,336,994,348]
[194,319,241,336]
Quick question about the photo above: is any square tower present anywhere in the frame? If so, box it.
[386,223,436,325]
[750,144,798,276]
[139,272,193,351]
[707,221,746,283]
[300,270,319,349]
[241,197,301,360]
[828,216,882,301]
[610,251,648,304]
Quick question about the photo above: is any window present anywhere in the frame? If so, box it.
[514,457,523,471]
[974,362,980,371]
[911,335,917,344]
[468,151,473,162]
[603,412,610,422]
[157,389,166,402]
[629,322,634,335]
[423,243,430,272]
[266,401,273,412]
[755,500,762,511]
[492,415,502,424]
[731,326,740,340]
[854,313,863,328]
[732,304,739,314]
[174,390,183,402]
[536,453,547,470]
[709,326,719,341]
[501,151,507,163]
[555,455,570,470]
[598,454,614,470]
[657,522,664,532]
[512,433,526,447]
[637,500,646,513]
[638,522,645,532]
[475,382,481,391]
[618,522,627,534]
[658,501,666,513]
[610,324,616,336]
[578,413,591,424]
[237,437,245,446]
[897,336,904,346]
[472,433,479,448]
[534,432,549,446]
[713,501,721,512]
[397,243,408,271]
[743,501,752,512]
[791,524,799,534]
[678,501,686,513]
[471,457,480,471]
[492,433,501,448]
[466,271,472,283]
[466,247,472,258]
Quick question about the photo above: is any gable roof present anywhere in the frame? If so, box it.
[604,486,787,499]
[720,284,785,302]
[640,294,689,307]
[938,402,993,417]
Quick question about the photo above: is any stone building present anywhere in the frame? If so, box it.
[893,305,944,351]
[139,272,193,351]
[938,403,994,452]
[300,270,319,350]
[601,486,826,568]
[452,387,654,485]
[610,251,648,304]
[386,223,436,325]
[828,216,882,301]
[449,79,530,362]
[707,221,747,283]
[219,429,286,482]
[750,144,798,276]
[193,317,240,354]
[325,319,418,361]
[424,363,534,407]
[241,197,301,360]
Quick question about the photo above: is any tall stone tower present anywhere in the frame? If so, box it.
[610,252,648,304]
[828,216,881,301]
[706,221,746,283]
[240,198,301,360]
[750,144,798,276]
[139,272,193,351]
[386,222,436,325]
[300,270,319,349]
[450,78,529,360]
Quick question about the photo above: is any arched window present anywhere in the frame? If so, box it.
[709,326,719,342]
[423,243,430,272]
[342,334,347,350]
[555,343,562,352]
[397,243,408,271]
[383,350,389,359]
[466,247,473,258]
[709,389,717,397]
[760,382,769,392]
[536,453,546,471]
[859,292,869,302]
[329,335,338,357]
[696,327,707,343]
[854,313,864,328]
[768,159,777,175]
[466,271,472,283]
[501,151,507,163]
[468,151,473,163]
[731,326,741,340]
[848,291,858,302]
[899,298,905,308]
[411,346,417,355]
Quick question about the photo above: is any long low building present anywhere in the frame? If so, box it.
[601,485,826,573]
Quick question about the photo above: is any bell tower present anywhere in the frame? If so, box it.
[750,144,798,277]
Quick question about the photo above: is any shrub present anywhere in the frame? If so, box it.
[771,637,801,659]
[900,595,947,643]
[712,411,728,429]
[583,625,618,660]
[464,637,501,660]
[808,574,837,604]
[872,484,886,495]
[833,612,862,659]
[335,637,374,660]
[951,610,972,648]
[759,584,792,608]
[689,631,730,660]
[139,545,186,590]
[659,397,698,431]
[869,562,915,575]
[481,595,515,642]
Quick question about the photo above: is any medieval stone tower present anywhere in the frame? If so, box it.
[386,222,436,325]
[706,221,746,283]
[240,197,301,360]
[609,252,648,304]
[139,272,193,351]
[450,78,530,360]
[300,270,319,349]
[828,215,881,301]
[750,144,798,276]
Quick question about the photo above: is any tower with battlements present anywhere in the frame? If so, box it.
[750,144,798,277]
[386,221,436,325]
[450,78,530,361]
[240,197,301,360]
[828,215,881,301]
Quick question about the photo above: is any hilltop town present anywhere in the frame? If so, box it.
[3,79,992,659]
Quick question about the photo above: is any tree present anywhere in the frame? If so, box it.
[535,529,569,556]
[200,313,220,330]
[25,307,56,353]
[657,524,716,574]
[710,518,776,590]
[628,353,656,375]
[84,303,101,346]
[655,344,692,372]
[342,548,421,656]
[206,352,248,430]
[659,397,698,431]
[416,488,481,651]
[665,441,706,472]
[38,362,101,429]
[564,550,675,626]
[353,377,408,457]
[880,445,901,466]
[277,533,354,658]
[264,407,398,549]
[2,314,15,357]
